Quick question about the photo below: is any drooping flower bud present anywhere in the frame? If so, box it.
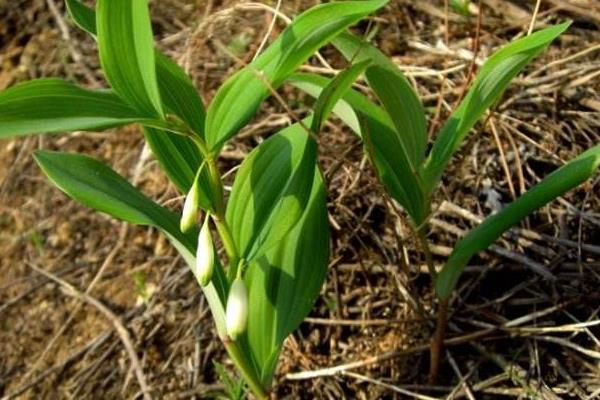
[196,217,215,286]
[225,277,248,340]
[180,179,200,233]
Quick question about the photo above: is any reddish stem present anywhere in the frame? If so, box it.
[429,298,449,383]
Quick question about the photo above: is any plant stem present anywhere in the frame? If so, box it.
[163,121,259,393]
[416,228,437,282]
[186,133,241,278]
[415,226,447,382]
[214,217,240,279]
[205,156,226,217]
[224,340,268,399]
[429,298,449,383]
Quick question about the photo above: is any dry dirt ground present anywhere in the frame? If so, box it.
[1,0,600,399]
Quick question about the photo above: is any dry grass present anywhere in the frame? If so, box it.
[0,0,599,398]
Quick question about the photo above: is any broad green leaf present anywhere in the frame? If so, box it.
[289,73,430,224]
[0,79,147,138]
[311,59,371,134]
[359,114,429,224]
[33,150,229,335]
[244,169,329,386]
[155,53,206,136]
[205,0,388,151]
[66,0,207,136]
[226,121,317,260]
[67,0,210,200]
[436,144,600,300]
[34,150,179,228]
[423,22,571,195]
[365,65,428,168]
[97,0,163,117]
[143,128,198,190]
[333,31,428,170]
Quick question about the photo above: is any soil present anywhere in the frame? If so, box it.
[1,0,599,399]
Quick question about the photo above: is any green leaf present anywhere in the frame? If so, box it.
[311,59,371,134]
[33,150,229,335]
[205,0,388,151]
[422,22,571,195]
[288,73,362,135]
[226,121,317,260]
[289,72,430,225]
[67,0,207,137]
[155,53,206,136]
[97,0,163,117]
[0,79,148,138]
[361,116,430,224]
[34,150,172,225]
[143,128,200,191]
[333,32,428,170]
[66,0,209,199]
[65,0,96,34]
[244,168,329,386]
[332,31,396,67]
[365,65,428,168]
[436,144,600,300]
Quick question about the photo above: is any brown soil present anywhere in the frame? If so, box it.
[1,0,599,399]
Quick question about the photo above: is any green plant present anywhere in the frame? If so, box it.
[0,0,387,397]
[3,0,598,393]
[289,21,600,380]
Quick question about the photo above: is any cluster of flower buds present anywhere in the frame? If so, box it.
[180,179,215,287]
[179,173,248,340]
[226,277,249,340]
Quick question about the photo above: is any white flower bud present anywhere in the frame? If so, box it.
[196,218,214,286]
[226,278,248,340]
[180,182,199,233]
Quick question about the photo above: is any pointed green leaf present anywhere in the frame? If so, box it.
[0,79,148,138]
[244,169,329,386]
[288,73,362,135]
[333,31,428,170]
[226,121,317,260]
[436,143,600,300]
[359,114,429,224]
[67,0,207,136]
[311,59,370,134]
[365,65,428,168]
[33,150,229,335]
[97,0,163,117]
[66,0,209,201]
[289,72,429,224]
[205,0,388,151]
[423,22,571,195]
[155,53,206,136]
[143,128,199,190]
[65,0,96,34]
[66,0,208,195]
[34,150,176,226]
